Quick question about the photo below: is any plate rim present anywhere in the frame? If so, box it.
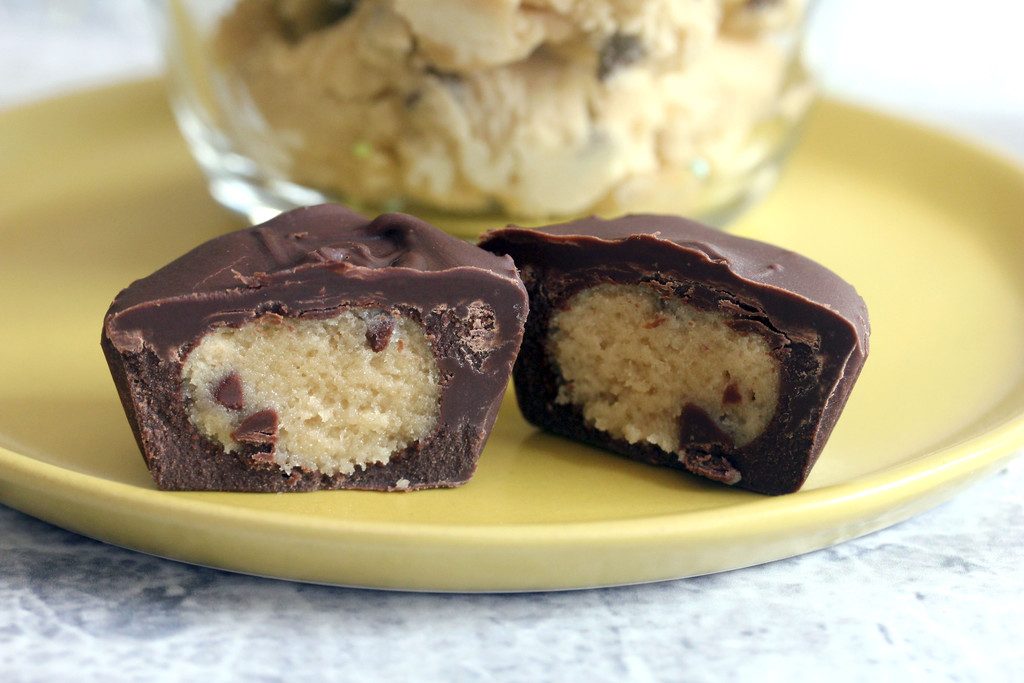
[2,410,1022,542]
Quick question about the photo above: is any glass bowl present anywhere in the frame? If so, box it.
[158,0,814,234]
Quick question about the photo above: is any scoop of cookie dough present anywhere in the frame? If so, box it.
[208,0,811,218]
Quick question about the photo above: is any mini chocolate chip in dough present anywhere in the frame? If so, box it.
[598,33,646,80]
[365,313,396,352]
[404,90,424,109]
[425,66,463,87]
[231,409,279,445]
[722,382,742,405]
[213,372,245,411]
[278,0,359,42]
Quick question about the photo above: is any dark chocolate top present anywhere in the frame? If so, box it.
[105,205,524,359]
[479,214,869,354]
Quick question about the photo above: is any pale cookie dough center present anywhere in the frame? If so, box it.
[548,283,779,452]
[182,310,440,475]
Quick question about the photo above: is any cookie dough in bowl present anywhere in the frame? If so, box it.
[163,0,813,223]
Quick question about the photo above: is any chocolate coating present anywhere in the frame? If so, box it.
[103,205,528,492]
[479,214,869,495]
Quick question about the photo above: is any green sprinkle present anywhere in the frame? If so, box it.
[690,157,711,179]
[352,141,373,159]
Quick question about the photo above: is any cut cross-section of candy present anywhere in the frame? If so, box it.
[102,205,528,492]
[479,214,869,495]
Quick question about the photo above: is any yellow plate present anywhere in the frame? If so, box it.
[2,81,1023,592]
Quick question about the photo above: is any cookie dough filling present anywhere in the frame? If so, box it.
[182,309,440,476]
[548,284,779,453]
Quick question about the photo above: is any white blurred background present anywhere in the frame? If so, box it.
[806,0,1023,160]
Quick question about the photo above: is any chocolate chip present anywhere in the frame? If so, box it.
[365,313,395,352]
[598,33,646,80]
[426,66,463,85]
[322,0,358,24]
[213,372,245,411]
[231,409,279,445]
[404,90,423,109]
[677,404,741,484]
[279,0,359,42]
[722,382,742,405]
[678,403,734,446]
[681,451,742,485]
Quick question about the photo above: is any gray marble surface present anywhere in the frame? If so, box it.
[2,462,1022,682]
[1,2,1023,681]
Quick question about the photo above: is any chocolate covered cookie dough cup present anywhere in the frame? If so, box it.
[102,205,528,491]
[480,215,869,495]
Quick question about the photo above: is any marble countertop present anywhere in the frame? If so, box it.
[3,462,1021,682]
[2,2,1022,681]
